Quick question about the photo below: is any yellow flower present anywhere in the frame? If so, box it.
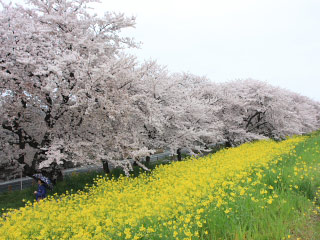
[139,225,146,232]
[0,135,307,239]
[224,208,232,214]
[197,221,203,227]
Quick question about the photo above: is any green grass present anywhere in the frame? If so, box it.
[197,132,320,240]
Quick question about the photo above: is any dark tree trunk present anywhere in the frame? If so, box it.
[17,128,34,176]
[53,170,63,184]
[102,160,110,173]
[23,164,36,177]
[177,148,182,161]
[2,119,38,178]
[146,156,151,165]
[133,159,138,166]
[31,131,54,179]
[45,162,63,185]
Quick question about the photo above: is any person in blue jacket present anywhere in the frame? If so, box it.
[34,179,47,202]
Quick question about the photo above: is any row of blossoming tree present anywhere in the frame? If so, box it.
[1,0,319,181]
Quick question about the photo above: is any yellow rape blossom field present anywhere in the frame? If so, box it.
[1,134,320,240]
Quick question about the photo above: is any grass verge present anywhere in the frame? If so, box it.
[199,132,320,240]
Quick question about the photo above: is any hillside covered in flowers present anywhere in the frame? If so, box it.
[1,132,320,239]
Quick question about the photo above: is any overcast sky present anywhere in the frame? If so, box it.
[93,0,320,101]
[4,0,320,101]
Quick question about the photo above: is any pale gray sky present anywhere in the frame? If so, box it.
[95,0,320,101]
[4,0,320,101]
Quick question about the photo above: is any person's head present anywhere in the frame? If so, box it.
[38,179,42,185]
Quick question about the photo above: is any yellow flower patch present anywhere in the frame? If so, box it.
[0,136,306,239]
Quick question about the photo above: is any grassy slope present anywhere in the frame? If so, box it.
[1,133,319,239]
[201,132,320,240]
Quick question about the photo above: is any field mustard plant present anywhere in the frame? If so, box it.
[0,136,312,239]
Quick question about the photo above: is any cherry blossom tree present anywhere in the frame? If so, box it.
[127,61,224,160]
[219,79,320,143]
[0,0,138,180]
